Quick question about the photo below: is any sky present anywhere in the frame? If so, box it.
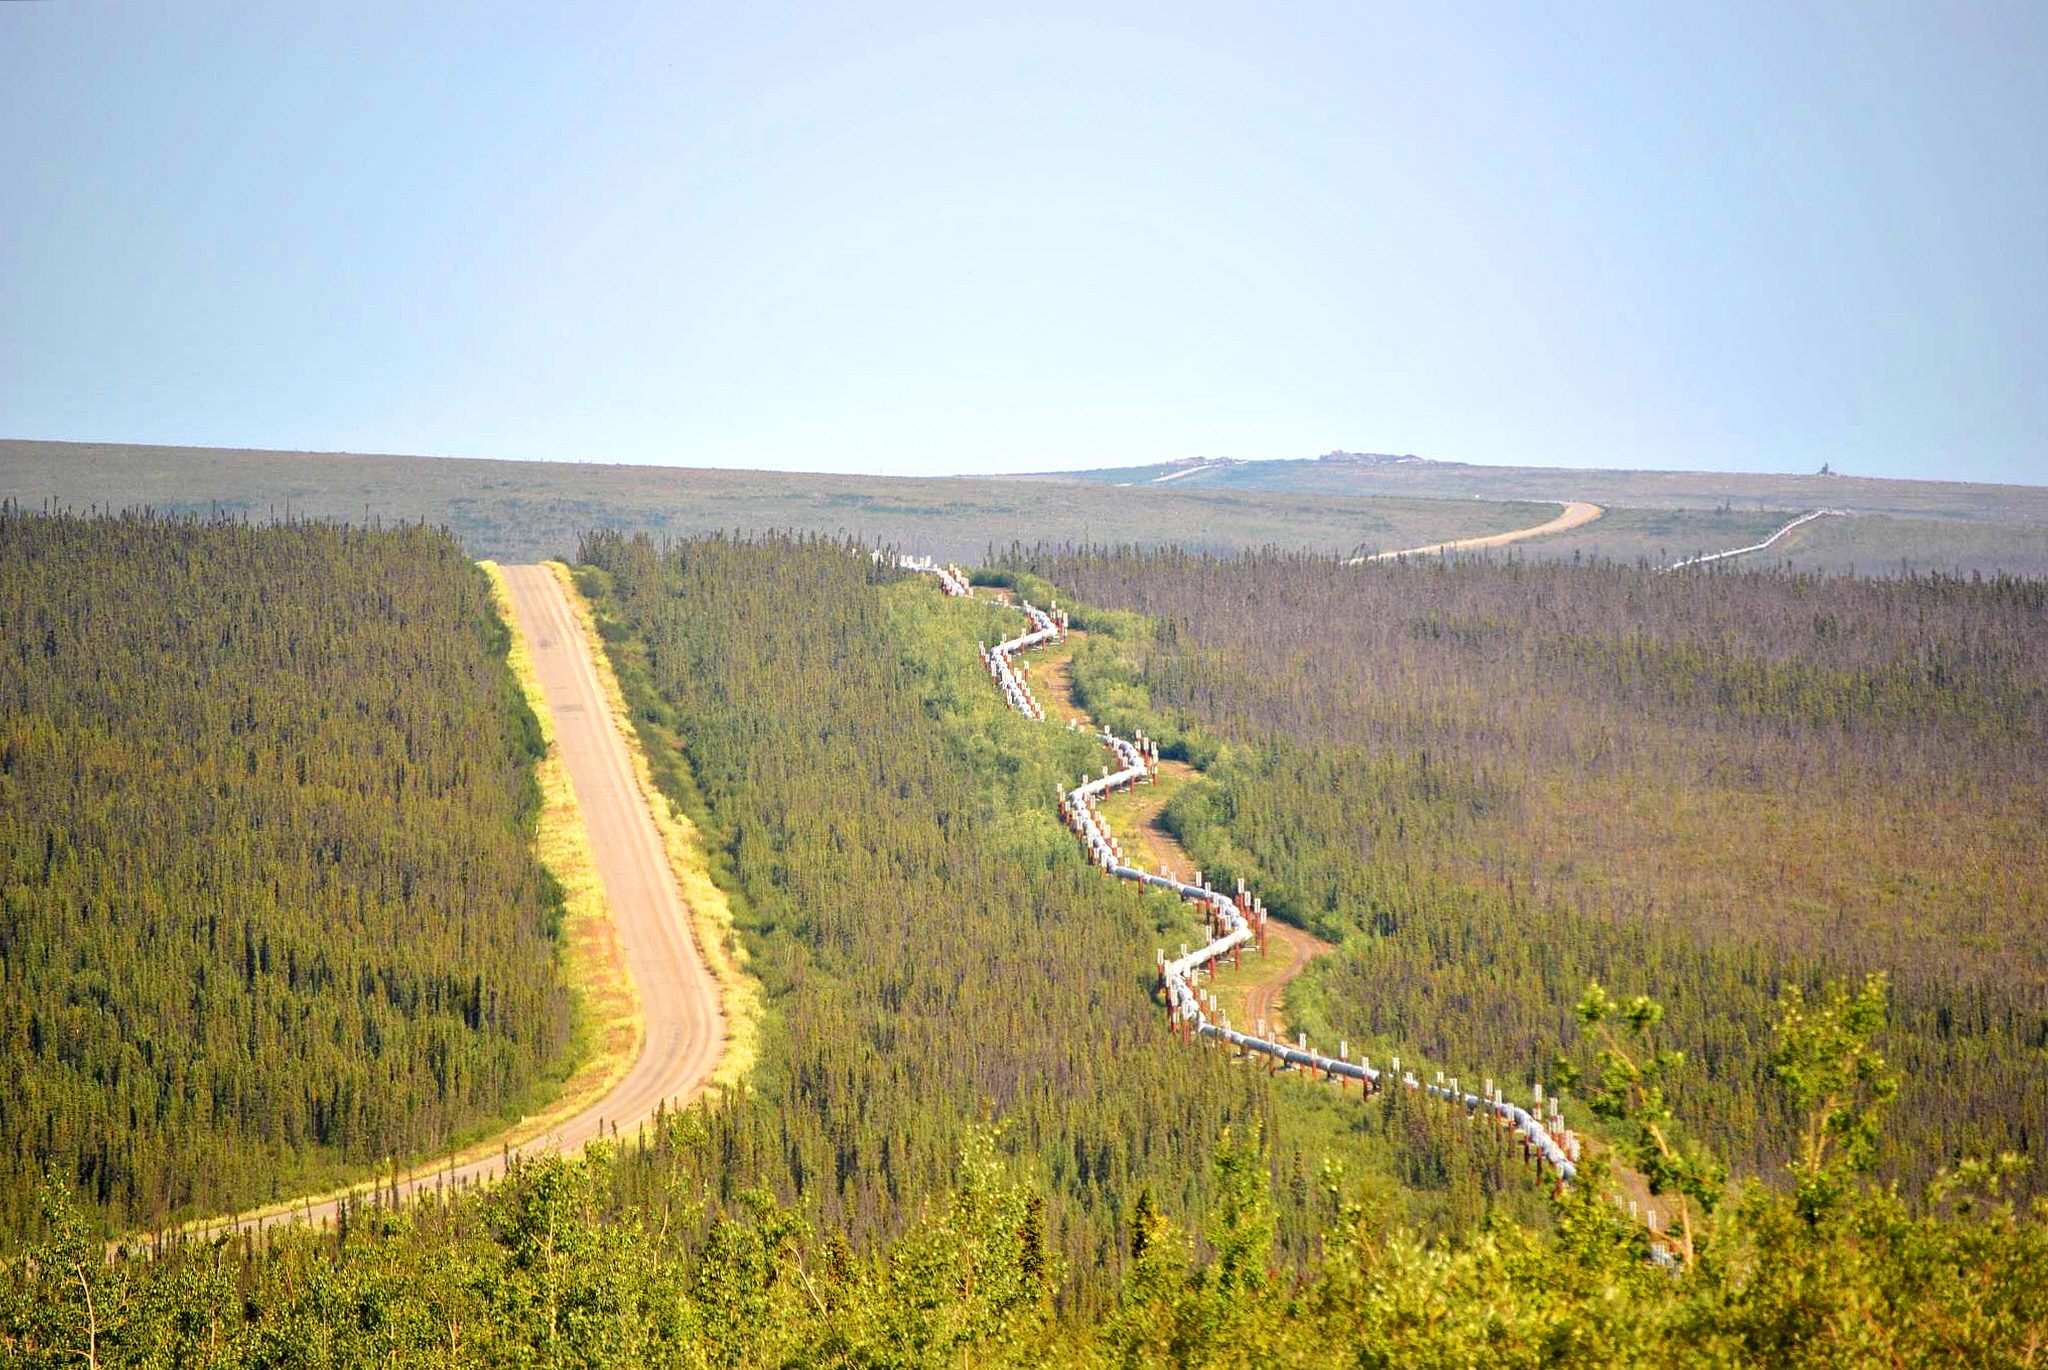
[2,1,2043,484]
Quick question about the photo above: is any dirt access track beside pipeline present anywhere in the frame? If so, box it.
[1000,593,1333,1038]
[176,565,722,1244]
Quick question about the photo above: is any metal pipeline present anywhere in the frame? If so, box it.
[898,556,975,598]
[908,560,1583,1190]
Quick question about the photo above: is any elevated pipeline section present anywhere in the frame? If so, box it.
[916,561,1587,1194]
[1665,508,1847,571]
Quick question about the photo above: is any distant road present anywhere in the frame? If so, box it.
[1350,500,1604,563]
[1149,463,1223,484]
[173,565,722,1245]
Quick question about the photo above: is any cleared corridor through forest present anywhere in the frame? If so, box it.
[175,566,723,1245]
[923,565,1587,1198]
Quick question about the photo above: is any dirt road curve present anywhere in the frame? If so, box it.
[1352,500,1604,563]
[181,566,722,1243]
[1244,919,1334,1040]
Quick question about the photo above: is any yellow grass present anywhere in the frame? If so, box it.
[1201,949,1293,1039]
[545,561,762,1092]
[480,560,645,1121]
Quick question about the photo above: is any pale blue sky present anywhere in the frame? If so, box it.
[3,1,2042,483]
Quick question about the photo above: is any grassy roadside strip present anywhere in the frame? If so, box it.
[546,560,761,1092]
[479,560,644,1121]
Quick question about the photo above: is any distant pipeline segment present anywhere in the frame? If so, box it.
[1664,508,1846,571]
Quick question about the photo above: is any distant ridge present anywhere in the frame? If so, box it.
[1316,450,1444,467]
[1008,449,2045,524]
[5,438,2042,578]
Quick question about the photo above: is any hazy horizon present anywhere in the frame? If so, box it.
[5,2,2043,486]
[14,434,2047,493]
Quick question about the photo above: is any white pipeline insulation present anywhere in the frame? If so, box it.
[904,561,1580,1188]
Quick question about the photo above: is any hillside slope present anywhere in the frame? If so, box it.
[0,512,571,1237]
[1020,452,2048,524]
[1012,545,2048,1201]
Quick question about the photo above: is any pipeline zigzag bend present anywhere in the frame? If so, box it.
[910,559,1596,1203]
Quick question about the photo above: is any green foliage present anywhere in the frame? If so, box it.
[1,533,2044,1363]
[1097,1132,1274,1369]
[573,531,1306,1291]
[1560,983,1727,1267]
[474,1149,647,1366]
[0,1172,123,1369]
[8,1107,2041,1367]
[1006,546,2048,1205]
[0,510,571,1240]
[1691,996,2040,1368]
[1771,974,1899,1225]
[562,532,1560,1294]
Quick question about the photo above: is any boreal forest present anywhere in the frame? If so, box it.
[0,510,570,1236]
[0,521,2042,1367]
[1000,547,2048,1203]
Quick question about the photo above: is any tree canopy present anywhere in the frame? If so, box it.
[0,510,571,1238]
